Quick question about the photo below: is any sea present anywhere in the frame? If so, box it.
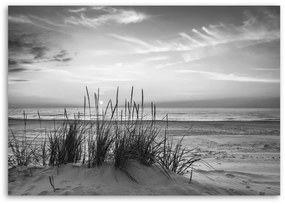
[8,107,280,122]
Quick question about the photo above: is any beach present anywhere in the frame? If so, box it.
[7,4,281,197]
[8,119,280,195]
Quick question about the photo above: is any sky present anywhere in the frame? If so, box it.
[8,6,280,108]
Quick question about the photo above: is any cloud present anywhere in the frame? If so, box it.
[179,32,205,47]
[29,15,68,28]
[176,70,280,83]
[30,48,74,63]
[91,6,149,24]
[8,59,18,66]
[8,58,32,66]
[252,67,280,71]
[109,34,154,49]
[8,15,33,24]
[110,33,192,54]
[9,29,74,70]
[110,9,279,57]
[9,15,70,35]
[8,76,30,84]
[9,32,42,57]
[8,39,33,50]
[30,46,48,59]
[64,7,149,28]
[11,79,29,82]
[8,67,28,73]
[8,59,43,73]
[113,10,148,24]
[68,8,87,13]
[90,6,106,11]
[192,28,215,43]
[202,26,215,36]
[52,50,73,62]
[8,59,28,73]
[197,10,279,47]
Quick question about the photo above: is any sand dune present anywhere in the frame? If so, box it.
[8,159,279,195]
[8,120,280,195]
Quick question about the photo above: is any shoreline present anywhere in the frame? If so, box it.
[8,117,280,122]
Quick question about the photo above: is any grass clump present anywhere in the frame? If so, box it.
[8,86,202,182]
[48,119,86,166]
[157,136,201,175]
[86,122,114,167]
[85,89,116,168]
[8,112,40,167]
[113,132,132,169]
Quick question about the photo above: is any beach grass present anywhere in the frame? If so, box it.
[8,87,201,180]
[47,119,86,166]
[8,112,41,167]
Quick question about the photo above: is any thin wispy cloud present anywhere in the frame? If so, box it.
[252,67,280,71]
[109,34,155,49]
[194,10,280,47]
[110,33,192,54]
[8,76,30,85]
[110,8,279,58]
[179,32,205,47]
[176,70,280,83]
[68,8,87,13]
[29,15,67,28]
[64,7,149,28]
[9,6,149,34]
[8,15,33,24]
[142,56,168,62]
[8,15,69,35]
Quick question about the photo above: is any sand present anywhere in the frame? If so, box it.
[8,119,280,195]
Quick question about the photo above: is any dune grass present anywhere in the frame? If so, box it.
[8,87,201,180]
[47,118,88,166]
[157,135,201,175]
[8,112,41,167]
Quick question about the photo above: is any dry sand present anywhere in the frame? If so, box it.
[8,119,280,195]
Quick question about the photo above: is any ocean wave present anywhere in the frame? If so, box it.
[8,107,280,122]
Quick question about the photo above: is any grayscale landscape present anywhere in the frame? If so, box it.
[8,6,280,195]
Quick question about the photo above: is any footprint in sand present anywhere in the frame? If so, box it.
[226,173,235,178]
[62,191,73,195]
[39,191,49,195]
[72,186,84,191]
[27,185,35,191]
